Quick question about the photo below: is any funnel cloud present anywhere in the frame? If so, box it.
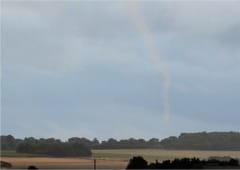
[127,4,171,120]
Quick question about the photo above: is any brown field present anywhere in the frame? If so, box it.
[1,149,240,169]
[0,157,128,169]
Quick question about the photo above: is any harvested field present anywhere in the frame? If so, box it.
[1,149,240,169]
[0,157,128,169]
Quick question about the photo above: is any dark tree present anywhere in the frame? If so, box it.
[126,156,148,169]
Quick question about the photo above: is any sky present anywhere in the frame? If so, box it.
[1,1,240,141]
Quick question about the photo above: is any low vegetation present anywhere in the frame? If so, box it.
[126,156,240,169]
[0,161,12,168]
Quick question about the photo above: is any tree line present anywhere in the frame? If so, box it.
[1,136,91,157]
[1,131,240,157]
[160,132,240,150]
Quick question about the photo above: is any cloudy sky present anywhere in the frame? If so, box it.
[2,1,240,140]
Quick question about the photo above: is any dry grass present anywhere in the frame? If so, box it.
[2,149,240,169]
[0,157,128,169]
[93,149,240,161]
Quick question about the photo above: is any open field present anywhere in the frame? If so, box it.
[93,149,240,161]
[1,157,128,169]
[1,149,240,169]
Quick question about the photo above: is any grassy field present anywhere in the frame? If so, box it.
[1,149,240,169]
[1,150,43,157]
[93,149,240,161]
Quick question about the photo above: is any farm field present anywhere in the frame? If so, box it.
[1,149,240,169]
[93,149,240,161]
[1,157,128,169]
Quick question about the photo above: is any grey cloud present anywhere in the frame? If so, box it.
[3,2,146,74]
[3,1,240,64]
[3,1,240,93]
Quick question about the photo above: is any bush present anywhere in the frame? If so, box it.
[28,165,38,169]
[0,161,12,168]
[126,156,148,169]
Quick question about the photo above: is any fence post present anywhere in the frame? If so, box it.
[94,159,96,170]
